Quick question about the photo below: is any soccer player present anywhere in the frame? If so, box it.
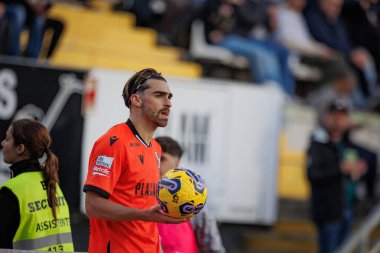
[83,68,186,253]
[156,136,226,253]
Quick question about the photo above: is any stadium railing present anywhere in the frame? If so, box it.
[336,202,380,253]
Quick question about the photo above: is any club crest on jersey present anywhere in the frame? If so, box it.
[155,152,160,168]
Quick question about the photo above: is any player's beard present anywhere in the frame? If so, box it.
[142,106,169,128]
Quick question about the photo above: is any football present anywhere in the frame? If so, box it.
[157,168,208,219]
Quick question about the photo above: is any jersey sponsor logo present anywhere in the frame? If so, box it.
[110,136,119,146]
[92,166,112,177]
[95,155,114,168]
[138,154,144,165]
[135,182,157,196]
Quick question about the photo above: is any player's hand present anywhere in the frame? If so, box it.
[144,205,187,224]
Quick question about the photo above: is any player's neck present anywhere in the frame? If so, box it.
[129,114,156,145]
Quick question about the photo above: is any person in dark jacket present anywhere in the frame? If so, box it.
[307,99,367,253]
[341,0,380,79]
[0,0,51,58]
[305,0,378,108]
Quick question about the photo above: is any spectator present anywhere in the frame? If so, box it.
[201,0,295,95]
[342,0,380,79]
[0,0,50,58]
[156,136,226,253]
[307,69,356,117]
[129,0,162,28]
[23,0,51,58]
[42,17,64,59]
[0,1,26,56]
[156,0,205,47]
[121,0,205,48]
[305,0,378,107]
[307,99,368,253]
[276,0,348,84]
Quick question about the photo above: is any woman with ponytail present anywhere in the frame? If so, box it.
[0,118,74,251]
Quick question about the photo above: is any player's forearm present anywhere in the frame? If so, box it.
[85,191,186,224]
[85,191,145,221]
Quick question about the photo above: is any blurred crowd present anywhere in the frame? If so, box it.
[116,0,380,113]
[0,0,63,59]
[1,0,380,113]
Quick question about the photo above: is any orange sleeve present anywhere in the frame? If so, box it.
[83,134,127,198]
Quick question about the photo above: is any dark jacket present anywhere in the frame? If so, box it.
[307,128,345,224]
[307,127,378,224]
[0,159,40,248]
[342,1,380,71]
[201,0,270,43]
[305,8,353,55]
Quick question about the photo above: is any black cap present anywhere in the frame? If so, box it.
[327,99,349,113]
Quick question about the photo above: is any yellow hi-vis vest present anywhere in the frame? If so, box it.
[1,171,74,251]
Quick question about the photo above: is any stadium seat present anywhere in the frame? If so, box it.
[47,3,202,78]
[277,133,310,200]
[189,20,249,69]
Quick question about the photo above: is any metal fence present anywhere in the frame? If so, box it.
[336,203,380,253]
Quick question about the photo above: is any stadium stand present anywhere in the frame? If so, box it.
[188,19,322,83]
[46,2,202,78]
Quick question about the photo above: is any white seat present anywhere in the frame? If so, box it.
[189,20,321,81]
[189,20,249,69]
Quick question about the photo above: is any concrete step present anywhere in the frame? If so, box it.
[242,233,317,253]
[274,219,316,235]
[277,198,310,220]
[242,219,317,253]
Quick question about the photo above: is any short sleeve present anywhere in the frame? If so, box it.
[83,134,127,198]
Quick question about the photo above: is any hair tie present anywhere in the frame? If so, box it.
[127,73,163,108]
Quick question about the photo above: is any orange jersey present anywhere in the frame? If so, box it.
[83,120,161,253]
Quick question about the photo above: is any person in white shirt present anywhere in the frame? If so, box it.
[276,0,348,84]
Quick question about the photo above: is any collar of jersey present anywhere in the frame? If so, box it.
[126,119,152,148]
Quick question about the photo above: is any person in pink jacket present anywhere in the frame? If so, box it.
[156,136,225,253]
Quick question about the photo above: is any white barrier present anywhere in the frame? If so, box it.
[80,69,285,225]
